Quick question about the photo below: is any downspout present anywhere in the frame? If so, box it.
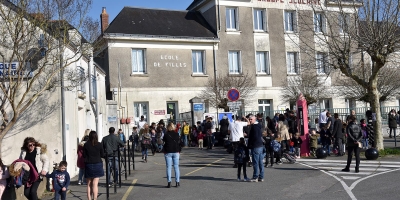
[60,38,66,161]
[89,58,99,133]
[217,0,221,32]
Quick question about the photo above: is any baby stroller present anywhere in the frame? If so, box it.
[282,152,296,164]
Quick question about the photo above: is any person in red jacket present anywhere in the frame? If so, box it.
[197,131,204,150]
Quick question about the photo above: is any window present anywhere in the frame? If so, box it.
[77,66,86,93]
[339,13,350,33]
[192,50,205,74]
[131,49,146,73]
[90,75,97,100]
[226,8,238,30]
[316,52,328,74]
[228,51,241,74]
[256,51,270,74]
[284,11,296,32]
[314,12,326,33]
[253,9,265,31]
[258,99,272,117]
[287,52,299,74]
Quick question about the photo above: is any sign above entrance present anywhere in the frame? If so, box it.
[227,88,240,102]
[154,110,165,115]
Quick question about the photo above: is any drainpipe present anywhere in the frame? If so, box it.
[60,38,66,161]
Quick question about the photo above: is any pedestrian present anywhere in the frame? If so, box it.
[229,115,249,167]
[277,114,290,152]
[342,115,362,173]
[46,161,70,200]
[388,109,397,138]
[163,122,181,188]
[309,129,319,157]
[332,113,344,156]
[0,158,10,199]
[320,125,332,156]
[235,137,249,181]
[182,121,190,147]
[346,110,356,124]
[204,117,213,149]
[83,131,104,200]
[19,137,49,200]
[291,133,303,158]
[141,131,152,163]
[197,131,204,150]
[118,129,126,144]
[77,134,89,185]
[263,129,275,168]
[247,114,265,182]
[191,125,198,146]
[102,127,125,186]
[360,119,368,149]
[129,126,139,152]
[220,115,230,139]
[138,115,147,130]
[150,128,157,155]
[319,109,328,129]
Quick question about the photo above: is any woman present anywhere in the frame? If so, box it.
[77,133,89,185]
[83,131,104,200]
[388,109,397,138]
[342,115,362,173]
[163,122,180,188]
[277,114,290,152]
[19,137,49,200]
[204,118,213,149]
[141,128,152,163]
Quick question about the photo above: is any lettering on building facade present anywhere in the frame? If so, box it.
[258,0,321,5]
[153,55,187,68]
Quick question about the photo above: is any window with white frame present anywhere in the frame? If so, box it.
[228,51,241,74]
[253,9,265,31]
[192,50,205,74]
[316,52,329,74]
[77,66,86,93]
[287,52,299,74]
[314,12,326,33]
[131,49,146,73]
[256,51,270,74]
[339,13,350,34]
[284,11,296,32]
[226,8,238,30]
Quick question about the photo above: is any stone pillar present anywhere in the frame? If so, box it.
[106,101,118,129]
[189,97,205,126]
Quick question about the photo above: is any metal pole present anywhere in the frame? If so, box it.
[105,155,109,199]
[127,140,131,175]
[124,147,127,180]
[118,149,122,188]
[113,152,117,193]
[132,140,135,170]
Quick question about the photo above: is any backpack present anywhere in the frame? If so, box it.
[13,168,30,188]
[234,146,246,164]
[271,140,281,153]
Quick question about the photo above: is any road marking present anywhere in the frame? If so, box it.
[185,158,225,176]
[329,171,371,175]
[298,159,400,164]
[341,176,361,180]
[121,179,137,200]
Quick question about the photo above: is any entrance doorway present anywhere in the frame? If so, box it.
[167,102,178,122]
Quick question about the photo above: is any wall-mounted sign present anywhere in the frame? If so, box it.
[257,0,321,5]
[0,62,34,77]
[108,116,117,122]
[193,103,204,111]
[154,110,166,115]
[153,55,187,68]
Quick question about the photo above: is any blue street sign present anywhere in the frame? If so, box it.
[193,103,203,111]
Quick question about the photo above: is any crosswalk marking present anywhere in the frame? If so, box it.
[341,176,361,180]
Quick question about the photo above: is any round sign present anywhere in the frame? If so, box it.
[227,88,240,102]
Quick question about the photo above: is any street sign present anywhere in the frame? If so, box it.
[227,88,240,102]
[227,101,242,107]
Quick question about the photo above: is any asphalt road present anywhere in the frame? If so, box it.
[45,147,400,200]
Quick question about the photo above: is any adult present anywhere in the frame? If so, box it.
[182,121,190,147]
[229,115,249,167]
[163,122,181,188]
[326,112,335,136]
[342,115,362,173]
[388,109,397,138]
[346,110,356,124]
[102,127,124,186]
[256,113,265,133]
[118,129,126,144]
[141,129,152,162]
[19,137,49,200]
[247,114,264,182]
[319,109,328,129]
[138,115,147,130]
[332,113,344,156]
[77,133,89,185]
[83,131,104,200]
[219,115,230,139]
[204,117,213,149]
[277,114,290,152]
[266,116,276,134]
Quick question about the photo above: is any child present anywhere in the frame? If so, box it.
[291,133,303,158]
[263,129,275,168]
[46,161,70,200]
[197,131,204,150]
[360,119,368,149]
[0,158,10,199]
[274,135,283,165]
[309,130,319,157]
[289,133,294,153]
[320,125,332,156]
[235,137,249,181]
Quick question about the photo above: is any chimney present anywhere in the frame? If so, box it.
[100,7,109,34]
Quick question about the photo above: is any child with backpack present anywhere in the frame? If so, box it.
[263,130,275,168]
[46,161,70,200]
[309,129,319,157]
[272,135,283,165]
[0,158,10,199]
[291,132,303,158]
[235,138,249,181]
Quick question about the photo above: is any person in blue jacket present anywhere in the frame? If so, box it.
[46,161,70,200]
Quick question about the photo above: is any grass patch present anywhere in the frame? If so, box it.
[379,148,400,156]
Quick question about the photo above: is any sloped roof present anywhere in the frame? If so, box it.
[105,7,216,38]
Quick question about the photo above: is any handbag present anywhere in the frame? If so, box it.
[142,138,151,145]
[168,133,183,152]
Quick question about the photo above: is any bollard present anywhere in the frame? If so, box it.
[105,155,109,199]
[366,110,375,148]
[117,149,122,188]
[127,141,131,175]
[124,147,128,180]
[132,141,135,170]
[113,152,117,193]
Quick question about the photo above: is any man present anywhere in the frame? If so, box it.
[118,129,126,144]
[319,109,328,129]
[229,115,248,167]
[102,127,125,186]
[219,115,230,139]
[346,110,356,124]
[326,112,335,136]
[332,113,343,156]
[182,121,190,147]
[256,113,265,133]
[342,115,362,173]
[138,115,147,130]
[247,114,264,182]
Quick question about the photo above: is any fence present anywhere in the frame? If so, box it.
[239,106,400,124]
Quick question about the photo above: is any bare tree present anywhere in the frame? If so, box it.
[0,0,97,150]
[199,72,257,112]
[292,0,400,150]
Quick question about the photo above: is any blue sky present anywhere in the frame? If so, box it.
[88,0,194,23]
